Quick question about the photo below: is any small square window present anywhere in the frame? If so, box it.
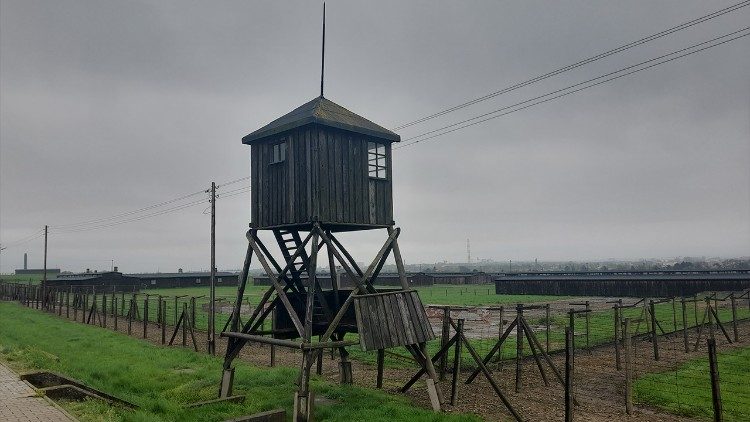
[368,142,387,179]
[270,141,287,164]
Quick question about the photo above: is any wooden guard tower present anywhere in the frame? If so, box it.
[220,96,442,421]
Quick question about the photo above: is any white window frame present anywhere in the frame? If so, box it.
[270,140,287,164]
[368,141,387,179]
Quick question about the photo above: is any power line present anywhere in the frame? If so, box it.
[50,185,251,234]
[53,189,206,229]
[0,229,45,249]
[51,175,251,231]
[394,28,750,150]
[391,0,750,131]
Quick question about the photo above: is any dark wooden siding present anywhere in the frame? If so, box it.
[251,124,394,229]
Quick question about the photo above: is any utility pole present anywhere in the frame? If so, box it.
[43,225,48,309]
[208,182,216,355]
[466,238,471,264]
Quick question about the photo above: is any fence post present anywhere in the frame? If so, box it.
[729,293,738,342]
[161,299,167,345]
[182,302,187,346]
[623,318,632,415]
[439,306,450,381]
[545,304,550,353]
[681,297,689,353]
[649,300,659,361]
[450,318,464,406]
[102,295,107,327]
[143,298,149,339]
[584,301,590,350]
[113,297,118,330]
[565,327,573,422]
[515,304,524,393]
[707,338,722,422]
[82,292,88,323]
[568,308,575,370]
[127,299,133,335]
[614,305,621,370]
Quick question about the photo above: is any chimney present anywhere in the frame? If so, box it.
[24,253,28,270]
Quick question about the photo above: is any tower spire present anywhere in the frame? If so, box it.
[320,2,326,98]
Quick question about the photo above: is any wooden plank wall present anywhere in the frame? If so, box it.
[251,124,394,228]
[354,290,435,351]
[494,278,750,297]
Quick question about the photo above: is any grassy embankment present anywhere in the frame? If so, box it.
[0,301,478,422]
[634,346,750,421]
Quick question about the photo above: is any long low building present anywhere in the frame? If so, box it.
[132,271,240,288]
[495,269,750,297]
[46,271,141,292]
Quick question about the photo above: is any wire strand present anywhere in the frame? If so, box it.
[390,0,750,131]
[394,28,750,150]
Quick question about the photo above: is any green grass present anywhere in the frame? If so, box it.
[0,301,479,422]
[634,346,750,421]
[408,285,565,306]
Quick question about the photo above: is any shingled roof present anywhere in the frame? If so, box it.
[242,96,400,144]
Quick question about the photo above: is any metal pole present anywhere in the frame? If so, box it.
[209,181,216,355]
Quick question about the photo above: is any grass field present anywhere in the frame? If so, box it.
[0,301,479,422]
[634,346,750,421]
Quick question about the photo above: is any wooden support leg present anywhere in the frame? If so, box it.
[295,351,315,422]
[419,342,444,409]
[220,367,235,398]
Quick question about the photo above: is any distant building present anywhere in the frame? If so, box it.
[14,252,61,276]
[46,270,140,292]
[15,268,62,276]
[131,269,240,288]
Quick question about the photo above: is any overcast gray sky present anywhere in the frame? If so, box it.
[1,0,748,273]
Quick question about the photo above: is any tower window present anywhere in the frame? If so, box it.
[368,142,387,179]
[270,141,287,164]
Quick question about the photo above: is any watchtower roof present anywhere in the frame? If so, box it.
[242,96,400,144]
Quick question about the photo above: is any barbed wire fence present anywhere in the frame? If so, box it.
[1,281,749,421]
